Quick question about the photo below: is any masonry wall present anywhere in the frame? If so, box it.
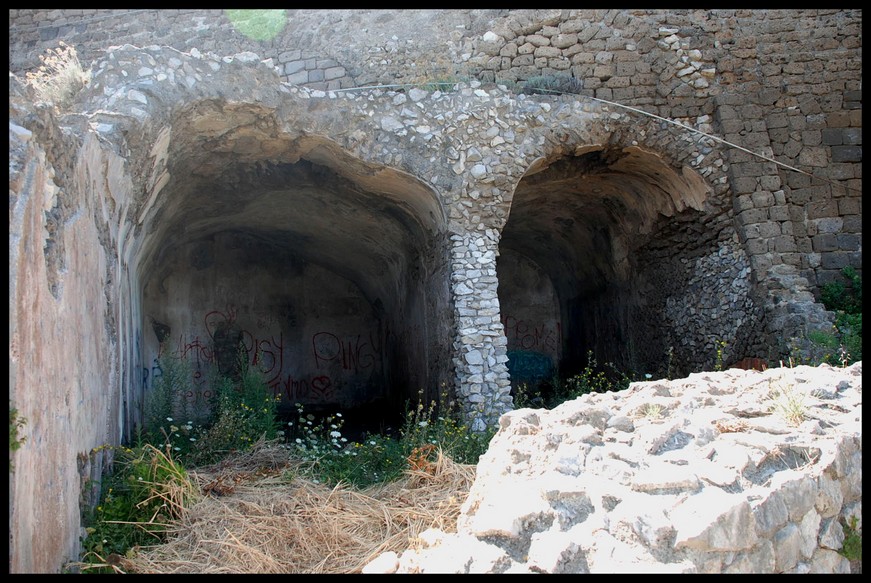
[9,9,863,294]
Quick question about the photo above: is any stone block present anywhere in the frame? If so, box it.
[773,235,798,253]
[551,33,577,49]
[751,191,774,208]
[768,205,790,221]
[820,252,850,270]
[821,128,843,146]
[732,176,759,195]
[807,200,838,219]
[842,128,861,145]
[284,60,305,75]
[830,146,861,163]
[605,76,630,88]
[812,234,838,252]
[324,66,344,81]
[836,197,860,214]
[827,164,856,181]
[746,237,770,254]
[835,233,861,252]
[526,34,550,46]
[285,70,308,84]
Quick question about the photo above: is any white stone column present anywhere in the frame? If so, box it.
[450,230,513,432]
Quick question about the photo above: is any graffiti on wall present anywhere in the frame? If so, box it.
[501,316,561,353]
[144,304,390,406]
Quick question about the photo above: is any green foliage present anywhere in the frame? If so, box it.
[399,390,495,466]
[821,266,862,314]
[839,515,862,562]
[143,353,191,440]
[143,351,281,467]
[225,9,287,41]
[9,406,27,472]
[286,404,408,488]
[78,444,198,573]
[285,391,494,489]
[798,267,863,366]
[513,351,633,410]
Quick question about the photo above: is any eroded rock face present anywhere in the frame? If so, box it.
[365,362,862,573]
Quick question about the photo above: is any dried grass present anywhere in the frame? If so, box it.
[24,41,91,111]
[118,441,476,574]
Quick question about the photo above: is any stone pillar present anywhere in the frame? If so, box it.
[449,230,513,432]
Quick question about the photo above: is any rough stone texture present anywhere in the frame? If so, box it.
[364,362,862,573]
[8,9,862,574]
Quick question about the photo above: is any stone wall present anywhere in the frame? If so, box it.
[8,8,861,345]
[8,9,861,574]
[364,362,863,573]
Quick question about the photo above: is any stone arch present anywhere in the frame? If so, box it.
[497,136,718,392]
[132,101,452,437]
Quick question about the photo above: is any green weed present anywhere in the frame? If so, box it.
[9,405,27,472]
[839,515,862,562]
[77,443,198,573]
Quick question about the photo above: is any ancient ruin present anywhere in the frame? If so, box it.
[9,9,861,573]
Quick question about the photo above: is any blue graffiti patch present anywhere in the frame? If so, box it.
[507,350,554,382]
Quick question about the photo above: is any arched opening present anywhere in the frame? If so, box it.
[137,110,451,438]
[498,145,710,396]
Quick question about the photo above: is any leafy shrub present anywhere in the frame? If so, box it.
[286,405,408,488]
[821,266,862,314]
[399,390,494,466]
[186,360,281,466]
[142,350,280,467]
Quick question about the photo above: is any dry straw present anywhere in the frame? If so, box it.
[118,440,475,574]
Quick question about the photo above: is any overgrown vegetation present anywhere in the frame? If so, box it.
[77,351,495,571]
[513,350,633,409]
[793,267,863,366]
[284,389,493,489]
[78,444,199,573]
[24,41,91,111]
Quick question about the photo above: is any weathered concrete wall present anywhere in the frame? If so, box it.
[10,77,123,574]
[8,9,861,574]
